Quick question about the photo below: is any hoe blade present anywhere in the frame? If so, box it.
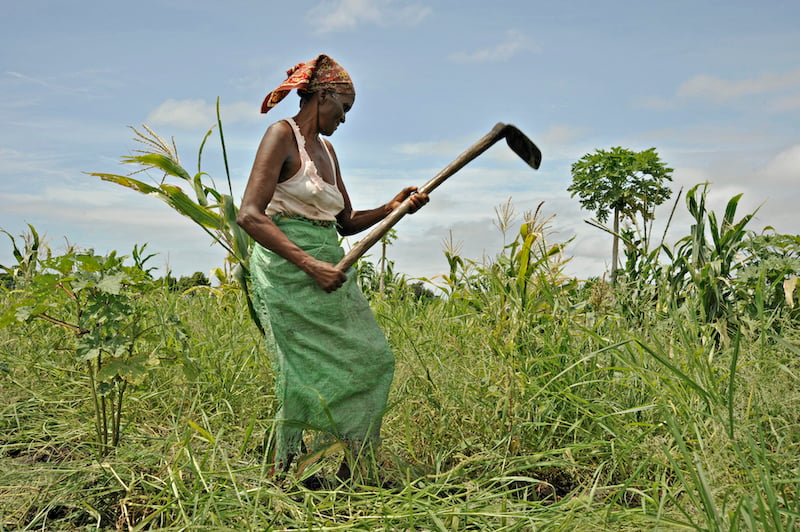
[504,124,542,170]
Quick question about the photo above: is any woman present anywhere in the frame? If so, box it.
[237,54,428,478]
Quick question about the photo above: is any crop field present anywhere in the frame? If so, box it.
[2,188,798,530]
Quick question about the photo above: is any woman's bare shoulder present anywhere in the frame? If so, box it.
[255,120,297,157]
[263,119,294,140]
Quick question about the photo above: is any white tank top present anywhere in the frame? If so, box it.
[264,118,345,221]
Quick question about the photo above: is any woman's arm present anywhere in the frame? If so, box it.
[237,122,347,292]
[337,187,426,236]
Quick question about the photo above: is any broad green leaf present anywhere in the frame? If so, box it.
[188,420,216,444]
[222,194,251,261]
[196,125,216,175]
[192,173,209,206]
[71,276,94,292]
[97,381,116,397]
[96,272,127,295]
[77,342,101,361]
[98,354,150,385]
[516,232,535,290]
[723,193,743,227]
[47,254,77,275]
[1,229,24,263]
[76,253,106,273]
[94,173,159,195]
[159,184,221,229]
[0,306,20,327]
[123,153,191,181]
[14,305,34,322]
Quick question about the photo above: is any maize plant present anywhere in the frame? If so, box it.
[89,98,262,332]
[1,223,47,286]
[665,183,755,322]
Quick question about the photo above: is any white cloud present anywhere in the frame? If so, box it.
[769,92,800,113]
[638,67,800,113]
[307,0,431,34]
[146,99,258,129]
[5,70,87,96]
[449,30,539,64]
[395,138,464,157]
[758,144,800,185]
[6,71,50,89]
[677,68,800,103]
[0,148,63,179]
[394,124,565,165]
[4,69,122,101]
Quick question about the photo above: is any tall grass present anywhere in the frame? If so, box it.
[2,205,799,530]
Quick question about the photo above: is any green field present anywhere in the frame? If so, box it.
[2,194,799,531]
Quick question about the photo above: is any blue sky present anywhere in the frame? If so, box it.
[2,0,799,283]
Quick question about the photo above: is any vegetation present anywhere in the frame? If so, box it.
[162,271,211,293]
[2,117,797,529]
[1,183,798,529]
[1,243,190,456]
[88,103,261,332]
[569,147,673,282]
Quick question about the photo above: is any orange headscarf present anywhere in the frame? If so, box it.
[260,54,354,114]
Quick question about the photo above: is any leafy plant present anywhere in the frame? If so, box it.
[426,201,573,312]
[163,271,212,293]
[424,230,473,298]
[584,188,683,319]
[2,189,800,529]
[735,231,800,317]
[498,202,574,313]
[569,147,673,281]
[89,99,262,332]
[378,228,398,295]
[1,224,48,287]
[1,247,187,454]
[666,183,757,323]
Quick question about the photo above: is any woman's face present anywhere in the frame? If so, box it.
[319,91,355,136]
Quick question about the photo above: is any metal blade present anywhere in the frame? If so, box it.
[504,125,542,170]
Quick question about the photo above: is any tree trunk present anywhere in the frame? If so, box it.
[378,240,387,294]
[611,207,620,284]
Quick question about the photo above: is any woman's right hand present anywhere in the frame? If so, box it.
[303,257,348,292]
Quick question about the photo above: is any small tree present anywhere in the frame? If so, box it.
[1,246,188,455]
[569,146,673,281]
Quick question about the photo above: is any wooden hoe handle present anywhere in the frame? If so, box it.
[336,123,540,272]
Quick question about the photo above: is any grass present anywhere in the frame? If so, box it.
[1,272,799,530]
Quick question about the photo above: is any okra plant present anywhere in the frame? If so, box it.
[1,246,188,455]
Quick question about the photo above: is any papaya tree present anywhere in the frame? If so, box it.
[568,146,673,282]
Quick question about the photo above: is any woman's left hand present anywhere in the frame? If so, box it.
[389,186,429,214]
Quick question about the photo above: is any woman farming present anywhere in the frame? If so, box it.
[237,54,428,478]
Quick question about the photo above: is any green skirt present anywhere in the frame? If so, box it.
[249,217,394,469]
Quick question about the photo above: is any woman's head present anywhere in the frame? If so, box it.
[261,54,354,114]
[316,90,355,136]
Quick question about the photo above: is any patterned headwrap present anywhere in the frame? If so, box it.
[260,54,354,114]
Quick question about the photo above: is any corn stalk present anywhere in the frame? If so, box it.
[666,183,756,323]
[89,98,262,332]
